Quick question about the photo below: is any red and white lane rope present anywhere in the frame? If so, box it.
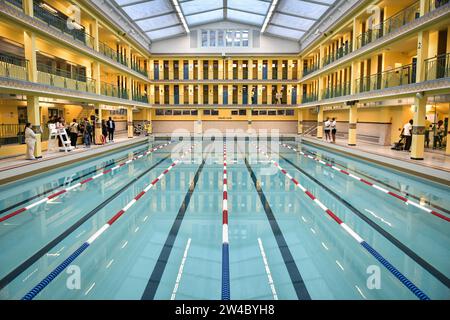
[0,141,173,224]
[222,141,230,300]
[23,143,195,300]
[255,145,429,300]
[281,143,450,223]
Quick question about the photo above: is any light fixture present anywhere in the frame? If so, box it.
[39,3,58,14]
[171,0,189,34]
[261,0,279,33]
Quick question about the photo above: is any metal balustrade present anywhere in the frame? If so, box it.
[425,53,450,81]
[0,53,28,81]
[322,82,351,100]
[323,42,353,67]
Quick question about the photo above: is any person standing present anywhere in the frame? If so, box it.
[101,120,108,144]
[24,123,36,160]
[433,120,445,149]
[275,91,282,105]
[107,117,115,142]
[424,116,432,148]
[331,118,337,144]
[69,119,79,148]
[402,119,413,151]
[83,118,92,148]
[324,117,331,142]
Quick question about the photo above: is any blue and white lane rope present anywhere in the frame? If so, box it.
[22,144,196,300]
[256,145,430,300]
[221,142,230,300]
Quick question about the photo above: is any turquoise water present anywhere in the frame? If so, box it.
[0,139,449,300]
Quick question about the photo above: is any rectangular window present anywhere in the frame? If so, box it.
[173,110,182,115]
[252,110,258,116]
[259,110,267,115]
[268,110,277,116]
[164,110,173,115]
[231,110,238,115]
[286,109,295,116]
[209,30,216,47]
[226,31,233,47]
[203,109,211,115]
[201,30,208,47]
[239,109,247,116]
[182,110,190,115]
[234,31,241,47]
[277,110,285,116]
[242,31,249,47]
[211,109,219,116]
[191,110,198,116]
[156,109,164,116]
[218,30,224,47]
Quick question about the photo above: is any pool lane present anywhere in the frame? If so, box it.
[8,142,206,299]
[0,143,178,298]
[275,146,450,291]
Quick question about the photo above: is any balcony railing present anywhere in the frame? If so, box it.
[0,53,28,81]
[98,42,129,67]
[100,81,129,100]
[303,63,320,77]
[356,1,420,49]
[131,62,148,77]
[323,42,353,67]
[37,64,96,93]
[32,2,95,49]
[322,81,351,100]
[132,94,148,103]
[429,0,449,12]
[425,53,450,81]
[5,0,23,9]
[302,92,319,103]
[355,63,416,94]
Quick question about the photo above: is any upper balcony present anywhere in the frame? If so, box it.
[1,0,150,83]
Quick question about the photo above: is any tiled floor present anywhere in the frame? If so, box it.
[303,136,450,173]
[0,133,145,173]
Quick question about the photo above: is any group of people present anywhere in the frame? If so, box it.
[398,117,447,152]
[24,116,116,160]
[324,117,337,143]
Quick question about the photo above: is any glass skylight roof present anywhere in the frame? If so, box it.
[112,0,339,42]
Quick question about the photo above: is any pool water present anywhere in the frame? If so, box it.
[0,139,449,300]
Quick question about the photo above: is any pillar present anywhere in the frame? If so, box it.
[178,59,184,80]
[277,59,283,80]
[146,109,153,134]
[267,85,273,105]
[149,60,154,80]
[237,85,243,105]
[169,60,174,80]
[169,85,174,105]
[268,59,273,79]
[348,104,357,146]
[257,59,263,80]
[188,85,194,104]
[287,85,292,105]
[198,60,203,80]
[218,59,224,80]
[208,85,214,105]
[228,85,233,105]
[416,31,430,83]
[257,85,263,105]
[218,85,224,105]
[149,85,155,104]
[248,59,253,80]
[195,109,202,135]
[179,85,185,105]
[198,84,204,105]
[127,106,134,138]
[411,96,426,160]
[92,62,101,94]
[159,86,164,105]
[27,96,42,158]
[288,59,294,80]
[238,60,243,80]
[23,30,37,82]
[247,108,252,132]
[208,60,214,80]
[248,85,253,105]
[188,59,194,79]
[227,60,233,80]
[298,108,303,134]
[317,106,323,139]
[95,105,103,144]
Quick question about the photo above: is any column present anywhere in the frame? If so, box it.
[228,85,233,105]
[95,105,102,144]
[238,60,243,80]
[127,77,132,101]
[267,85,273,105]
[257,59,263,80]
[198,60,203,80]
[27,96,42,158]
[227,60,233,80]
[348,103,357,146]
[247,108,252,132]
[179,85,185,105]
[169,85,174,105]
[188,59,194,79]
[248,85,253,105]
[257,85,263,105]
[159,86,164,105]
[149,60,154,80]
[218,59,224,80]
[277,59,283,80]
[24,30,37,83]
[218,85,224,105]
[268,59,273,79]
[158,59,164,80]
[208,85,214,105]
[317,106,324,139]
[149,85,155,104]
[169,60,174,80]
[195,109,202,135]
[178,59,184,80]
[298,108,303,134]
[288,59,294,80]
[287,85,292,105]
[127,106,134,138]
[146,108,153,134]
[198,84,204,104]
[208,60,214,80]
[188,85,194,104]
[92,62,101,94]
[248,59,253,80]
[411,96,426,160]
[237,85,243,105]
[416,31,430,83]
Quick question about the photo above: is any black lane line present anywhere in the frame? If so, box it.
[295,144,450,215]
[244,158,311,300]
[0,145,155,216]
[0,155,170,291]
[278,153,450,289]
[141,158,207,300]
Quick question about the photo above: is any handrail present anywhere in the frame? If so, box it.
[424,52,450,81]
[355,63,416,93]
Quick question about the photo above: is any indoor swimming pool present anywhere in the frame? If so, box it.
[0,139,449,300]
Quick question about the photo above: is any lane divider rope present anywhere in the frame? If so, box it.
[222,141,230,300]
[0,142,173,224]
[281,143,450,223]
[22,143,195,300]
[256,145,430,300]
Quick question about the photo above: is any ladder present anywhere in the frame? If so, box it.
[48,124,75,153]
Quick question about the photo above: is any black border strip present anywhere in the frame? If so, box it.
[278,154,450,289]
[141,158,207,300]
[244,158,311,300]
[0,155,170,291]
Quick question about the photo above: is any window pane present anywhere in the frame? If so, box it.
[242,30,249,47]
[218,30,224,46]
[201,30,208,47]
[226,31,233,47]
[209,30,216,47]
[234,31,241,46]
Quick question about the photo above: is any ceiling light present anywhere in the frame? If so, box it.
[261,0,279,33]
[171,0,189,34]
